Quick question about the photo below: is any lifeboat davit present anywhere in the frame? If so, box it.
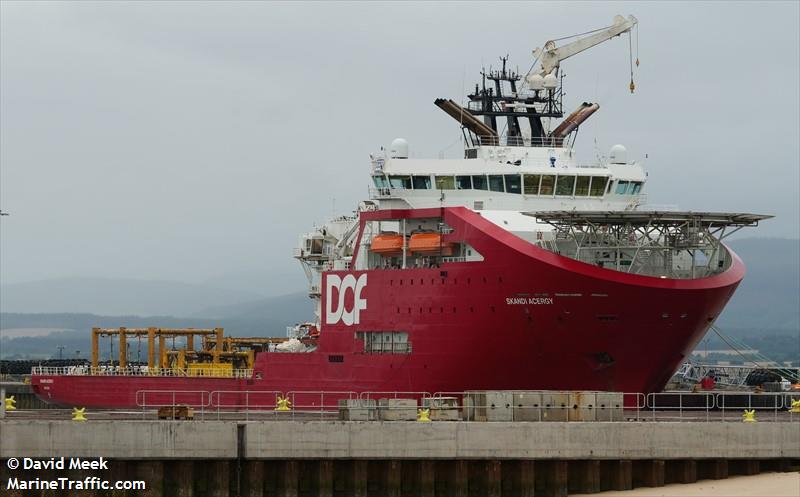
[408,233,455,256]
[371,233,404,254]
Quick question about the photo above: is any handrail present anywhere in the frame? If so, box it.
[646,392,715,421]
[32,366,253,378]
[717,391,785,422]
[359,391,431,401]
[209,390,285,409]
[135,390,211,408]
[19,386,797,423]
[287,390,359,410]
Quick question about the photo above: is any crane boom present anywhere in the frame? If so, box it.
[533,14,638,76]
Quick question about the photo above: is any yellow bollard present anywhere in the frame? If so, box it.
[4,396,16,411]
[790,399,800,414]
[72,407,88,422]
[274,396,292,412]
[742,409,757,423]
[417,408,431,423]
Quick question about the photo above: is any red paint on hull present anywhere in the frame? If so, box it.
[31,207,744,408]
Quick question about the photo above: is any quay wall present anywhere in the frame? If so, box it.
[2,420,798,460]
[1,420,798,497]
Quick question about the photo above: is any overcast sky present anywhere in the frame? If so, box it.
[1,1,798,289]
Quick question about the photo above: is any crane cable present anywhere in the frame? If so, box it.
[628,31,635,93]
[550,22,615,43]
[711,325,799,383]
[710,325,766,370]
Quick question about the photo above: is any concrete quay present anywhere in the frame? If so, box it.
[1,420,798,497]
[2,420,798,460]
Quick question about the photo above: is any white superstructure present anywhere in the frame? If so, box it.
[295,15,649,323]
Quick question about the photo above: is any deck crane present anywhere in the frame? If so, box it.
[530,14,638,85]
[441,15,640,147]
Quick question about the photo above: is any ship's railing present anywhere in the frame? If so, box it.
[32,366,253,378]
[113,389,800,422]
[207,390,285,420]
[471,134,567,148]
[136,390,211,410]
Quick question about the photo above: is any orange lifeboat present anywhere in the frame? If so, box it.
[408,233,455,256]
[371,234,404,255]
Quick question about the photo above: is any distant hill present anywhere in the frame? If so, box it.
[193,291,312,320]
[717,238,799,331]
[0,294,312,359]
[199,268,308,298]
[0,277,268,317]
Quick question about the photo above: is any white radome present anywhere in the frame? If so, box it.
[390,138,409,159]
[609,144,628,164]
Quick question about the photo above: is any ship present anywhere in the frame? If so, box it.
[30,15,771,408]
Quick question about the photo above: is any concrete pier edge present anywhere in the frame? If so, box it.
[1,420,798,496]
[1,420,798,460]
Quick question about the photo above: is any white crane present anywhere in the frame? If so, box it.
[530,14,638,79]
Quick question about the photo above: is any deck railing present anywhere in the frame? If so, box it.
[31,366,253,378]
[116,389,800,423]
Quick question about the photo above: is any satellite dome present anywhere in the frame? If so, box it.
[526,73,545,91]
[543,73,558,89]
[609,144,628,164]
[390,138,409,159]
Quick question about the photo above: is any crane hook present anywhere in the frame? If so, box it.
[629,79,636,94]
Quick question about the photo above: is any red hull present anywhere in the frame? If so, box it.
[32,207,744,408]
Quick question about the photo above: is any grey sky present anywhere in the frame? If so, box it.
[1,1,798,288]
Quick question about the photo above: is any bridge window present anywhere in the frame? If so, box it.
[631,182,642,194]
[615,180,629,194]
[504,174,521,194]
[589,176,608,197]
[540,175,555,195]
[575,176,591,196]
[472,175,488,190]
[389,176,412,189]
[556,175,576,196]
[435,176,455,190]
[455,175,472,190]
[523,174,541,195]
[412,175,431,189]
[373,175,388,188]
[488,175,505,192]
